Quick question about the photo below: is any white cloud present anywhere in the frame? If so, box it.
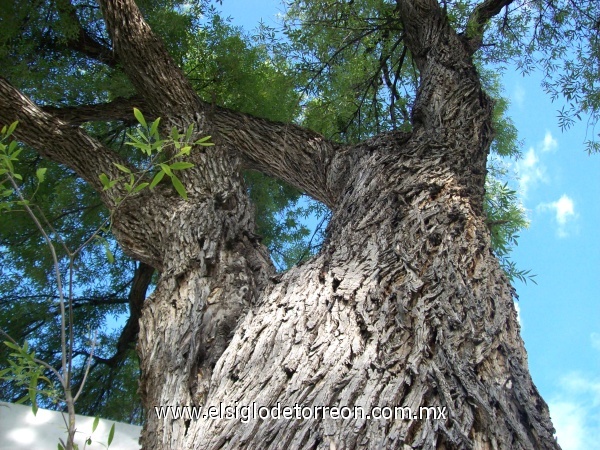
[516,147,547,197]
[550,401,587,450]
[512,83,525,108]
[542,131,558,152]
[554,195,576,225]
[514,132,559,198]
[537,194,577,237]
[549,373,600,450]
[591,333,600,351]
[514,301,522,327]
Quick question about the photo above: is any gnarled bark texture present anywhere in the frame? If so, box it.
[0,0,560,448]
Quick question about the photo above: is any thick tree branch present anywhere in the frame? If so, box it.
[96,262,154,368]
[395,0,444,60]
[98,0,202,117]
[212,106,346,208]
[0,78,131,207]
[42,96,148,125]
[92,0,352,207]
[44,96,347,208]
[50,0,119,67]
[395,0,495,211]
[465,0,515,52]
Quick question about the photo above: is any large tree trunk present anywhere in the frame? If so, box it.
[0,0,561,448]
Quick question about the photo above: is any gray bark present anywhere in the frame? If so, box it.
[0,0,561,448]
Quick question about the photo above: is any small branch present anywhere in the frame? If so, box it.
[97,262,154,368]
[7,175,69,391]
[54,0,118,67]
[73,331,97,403]
[464,0,515,52]
[0,329,65,386]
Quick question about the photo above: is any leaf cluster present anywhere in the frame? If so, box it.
[100,108,212,202]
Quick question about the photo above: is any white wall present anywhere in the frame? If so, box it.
[0,402,141,450]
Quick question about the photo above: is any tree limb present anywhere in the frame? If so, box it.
[55,0,119,67]
[96,262,154,368]
[42,97,148,125]
[44,96,347,208]
[465,0,515,52]
[97,0,202,117]
[0,78,132,207]
[211,106,346,208]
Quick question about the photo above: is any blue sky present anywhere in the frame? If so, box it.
[214,1,600,448]
[503,68,600,449]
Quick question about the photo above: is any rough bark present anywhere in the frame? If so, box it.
[0,0,561,448]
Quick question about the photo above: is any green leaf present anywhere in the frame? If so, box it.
[92,416,100,433]
[133,182,149,193]
[30,374,38,416]
[149,118,161,137]
[185,123,194,141]
[99,173,110,189]
[171,127,180,142]
[6,121,18,137]
[106,248,115,264]
[126,141,152,155]
[195,135,214,146]
[35,168,47,183]
[149,170,166,189]
[133,108,147,128]
[159,163,173,177]
[150,139,165,152]
[113,163,131,174]
[3,341,20,351]
[107,423,115,447]
[58,443,65,450]
[169,162,194,170]
[125,132,147,144]
[175,146,192,157]
[171,175,188,200]
[101,240,115,264]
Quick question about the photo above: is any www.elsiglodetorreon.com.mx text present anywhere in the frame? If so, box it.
[154,403,448,423]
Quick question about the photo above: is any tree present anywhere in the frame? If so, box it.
[2,0,596,448]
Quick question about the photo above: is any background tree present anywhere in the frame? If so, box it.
[0,0,597,448]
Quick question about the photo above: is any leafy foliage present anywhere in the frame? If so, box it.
[285,0,414,141]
